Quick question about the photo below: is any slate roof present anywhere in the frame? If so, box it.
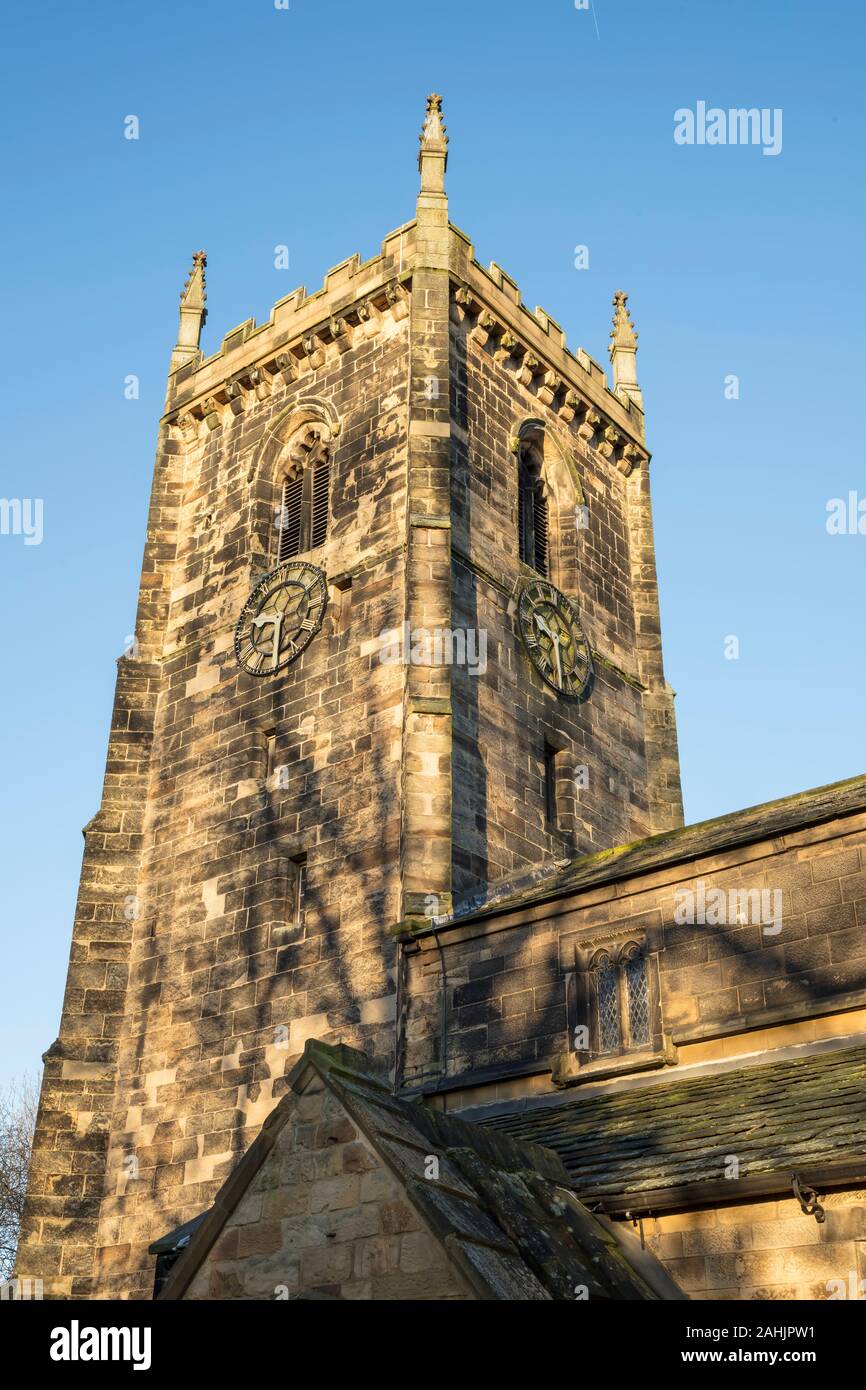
[157,1040,683,1301]
[475,1042,866,1210]
[399,772,866,937]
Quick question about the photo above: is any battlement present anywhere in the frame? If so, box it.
[166,220,646,464]
[165,220,416,417]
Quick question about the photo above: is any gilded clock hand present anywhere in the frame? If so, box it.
[534,612,563,686]
[252,610,284,672]
[550,633,563,687]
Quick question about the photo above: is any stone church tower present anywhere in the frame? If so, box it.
[19,96,682,1299]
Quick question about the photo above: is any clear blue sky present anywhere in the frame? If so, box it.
[1,0,864,1087]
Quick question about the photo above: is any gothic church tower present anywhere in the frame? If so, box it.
[19,96,682,1298]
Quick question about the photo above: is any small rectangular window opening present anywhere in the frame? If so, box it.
[332,576,353,634]
[290,856,307,926]
[264,729,277,781]
[544,743,558,827]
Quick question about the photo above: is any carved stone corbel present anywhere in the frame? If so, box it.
[356,300,380,337]
[469,310,497,347]
[558,388,580,424]
[494,331,518,365]
[451,283,475,326]
[301,335,326,371]
[516,352,541,388]
[577,408,601,443]
[274,351,297,385]
[175,412,199,442]
[385,281,410,322]
[243,366,272,401]
[254,360,277,398]
[224,379,247,418]
[618,442,646,476]
[203,397,223,431]
[597,424,620,460]
[537,370,559,407]
[328,316,352,355]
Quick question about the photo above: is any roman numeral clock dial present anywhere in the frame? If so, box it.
[234,561,328,676]
[517,579,593,699]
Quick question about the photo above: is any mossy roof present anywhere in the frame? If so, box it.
[475,1042,866,1208]
[400,772,866,937]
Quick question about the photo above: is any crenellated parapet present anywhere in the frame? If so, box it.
[452,276,649,477]
[165,226,647,473]
[450,228,647,435]
[164,220,415,418]
[166,273,411,439]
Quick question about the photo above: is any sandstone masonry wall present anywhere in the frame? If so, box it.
[651,1189,866,1301]
[399,804,866,1094]
[449,304,654,899]
[182,1075,474,1301]
[19,304,411,1300]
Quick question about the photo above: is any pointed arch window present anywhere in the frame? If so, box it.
[589,942,651,1055]
[518,441,549,577]
[623,943,651,1047]
[275,426,330,562]
[593,951,621,1053]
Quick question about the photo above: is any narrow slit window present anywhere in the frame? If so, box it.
[544,743,558,827]
[264,729,277,781]
[332,577,352,635]
[290,857,307,926]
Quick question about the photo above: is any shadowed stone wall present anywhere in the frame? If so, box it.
[399,784,866,1096]
[19,278,412,1299]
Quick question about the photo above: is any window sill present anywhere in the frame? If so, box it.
[551,1039,677,1089]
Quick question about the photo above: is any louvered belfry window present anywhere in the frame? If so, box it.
[310,452,330,549]
[533,487,549,576]
[275,427,330,561]
[278,474,304,561]
[518,443,549,577]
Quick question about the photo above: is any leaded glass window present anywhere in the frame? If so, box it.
[594,951,620,1053]
[624,947,650,1046]
[587,943,653,1056]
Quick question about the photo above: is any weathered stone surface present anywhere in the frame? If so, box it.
[25,94,862,1308]
[399,779,866,1091]
[160,1040,671,1301]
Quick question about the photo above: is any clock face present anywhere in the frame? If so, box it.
[234,561,327,676]
[517,578,593,699]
